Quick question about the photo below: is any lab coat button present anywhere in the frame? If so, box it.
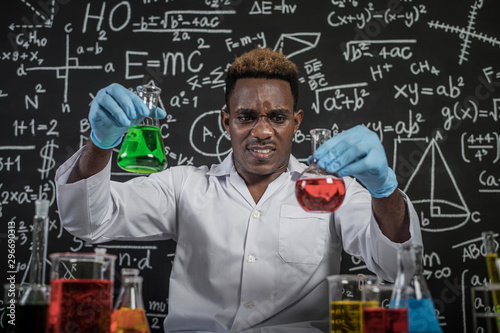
[244,301,254,309]
[246,254,256,263]
[252,210,261,219]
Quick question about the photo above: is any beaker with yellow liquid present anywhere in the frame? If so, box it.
[327,274,380,333]
[117,85,167,174]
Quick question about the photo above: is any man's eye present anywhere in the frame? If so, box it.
[238,115,254,122]
[271,115,286,123]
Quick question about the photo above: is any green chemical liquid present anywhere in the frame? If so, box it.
[117,125,167,174]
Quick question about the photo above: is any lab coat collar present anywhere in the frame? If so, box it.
[207,152,306,178]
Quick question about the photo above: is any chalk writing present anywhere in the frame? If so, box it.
[1,1,499,331]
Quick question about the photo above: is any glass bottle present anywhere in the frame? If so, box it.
[295,128,345,213]
[481,231,500,331]
[117,85,167,174]
[111,268,150,333]
[16,199,50,332]
[390,243,442,333]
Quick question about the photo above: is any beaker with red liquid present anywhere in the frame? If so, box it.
[362,284,409,333]
[47,250,116,333]
[363,307,408,333]
[296,128,345,213]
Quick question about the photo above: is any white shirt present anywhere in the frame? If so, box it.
[55,150,422,333]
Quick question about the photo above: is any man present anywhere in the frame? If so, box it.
[55,48,422,332]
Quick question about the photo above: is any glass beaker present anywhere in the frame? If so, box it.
[327,274,380,333]
[296,128,346,213]
[117,85,167,174]
[362,284,408,333]
[47,250,116,333]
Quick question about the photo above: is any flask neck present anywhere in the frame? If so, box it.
[115,272,146,310]
[394,244,432,300]
[482,231,498,255]
[308,128,332,173]
[120,279,145,309]
[310,128,331,155]
[137,85,161,120]
[30,214,49,285]
[394,244,416,287]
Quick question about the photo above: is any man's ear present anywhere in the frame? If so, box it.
[294,109,304,133]
[221,109,230,133]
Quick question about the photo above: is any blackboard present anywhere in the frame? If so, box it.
[1,1,499,332]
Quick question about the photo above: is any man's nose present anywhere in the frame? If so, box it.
[251,116,273,139]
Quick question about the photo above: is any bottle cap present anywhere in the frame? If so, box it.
[35,199,49,216]
[94,247,107,255]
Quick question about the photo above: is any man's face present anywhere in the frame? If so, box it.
[222,78,303,183]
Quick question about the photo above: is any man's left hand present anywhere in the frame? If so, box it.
[313,125,397,198]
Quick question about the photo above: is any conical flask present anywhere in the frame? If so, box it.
[295,128,345,213]
[117,85,167,174]
[111,268,150,333]
[390,244,443,333]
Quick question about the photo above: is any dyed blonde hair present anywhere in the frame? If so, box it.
[225,47,299,111]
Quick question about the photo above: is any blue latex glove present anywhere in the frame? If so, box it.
[313,125,397,198]
[89,83,166,149]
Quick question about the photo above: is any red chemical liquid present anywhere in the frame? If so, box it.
[386,308,408,332]
[47,278,113,333]
[296,177,345,212]
[363,308,385,332]
[363,308,408,333]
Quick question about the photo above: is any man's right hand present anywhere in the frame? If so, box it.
[89,83,166,149]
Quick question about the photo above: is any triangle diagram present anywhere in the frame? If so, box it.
[403,138,470,232]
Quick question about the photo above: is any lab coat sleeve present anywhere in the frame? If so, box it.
[55,147,182,243]
[334,177,422,282]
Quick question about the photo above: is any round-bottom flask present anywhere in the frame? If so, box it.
[117,85,167,174]
[296,128,345,213]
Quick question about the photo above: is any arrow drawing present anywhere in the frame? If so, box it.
[10,0,55,29]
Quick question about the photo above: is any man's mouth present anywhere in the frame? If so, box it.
[248,147,275,159]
